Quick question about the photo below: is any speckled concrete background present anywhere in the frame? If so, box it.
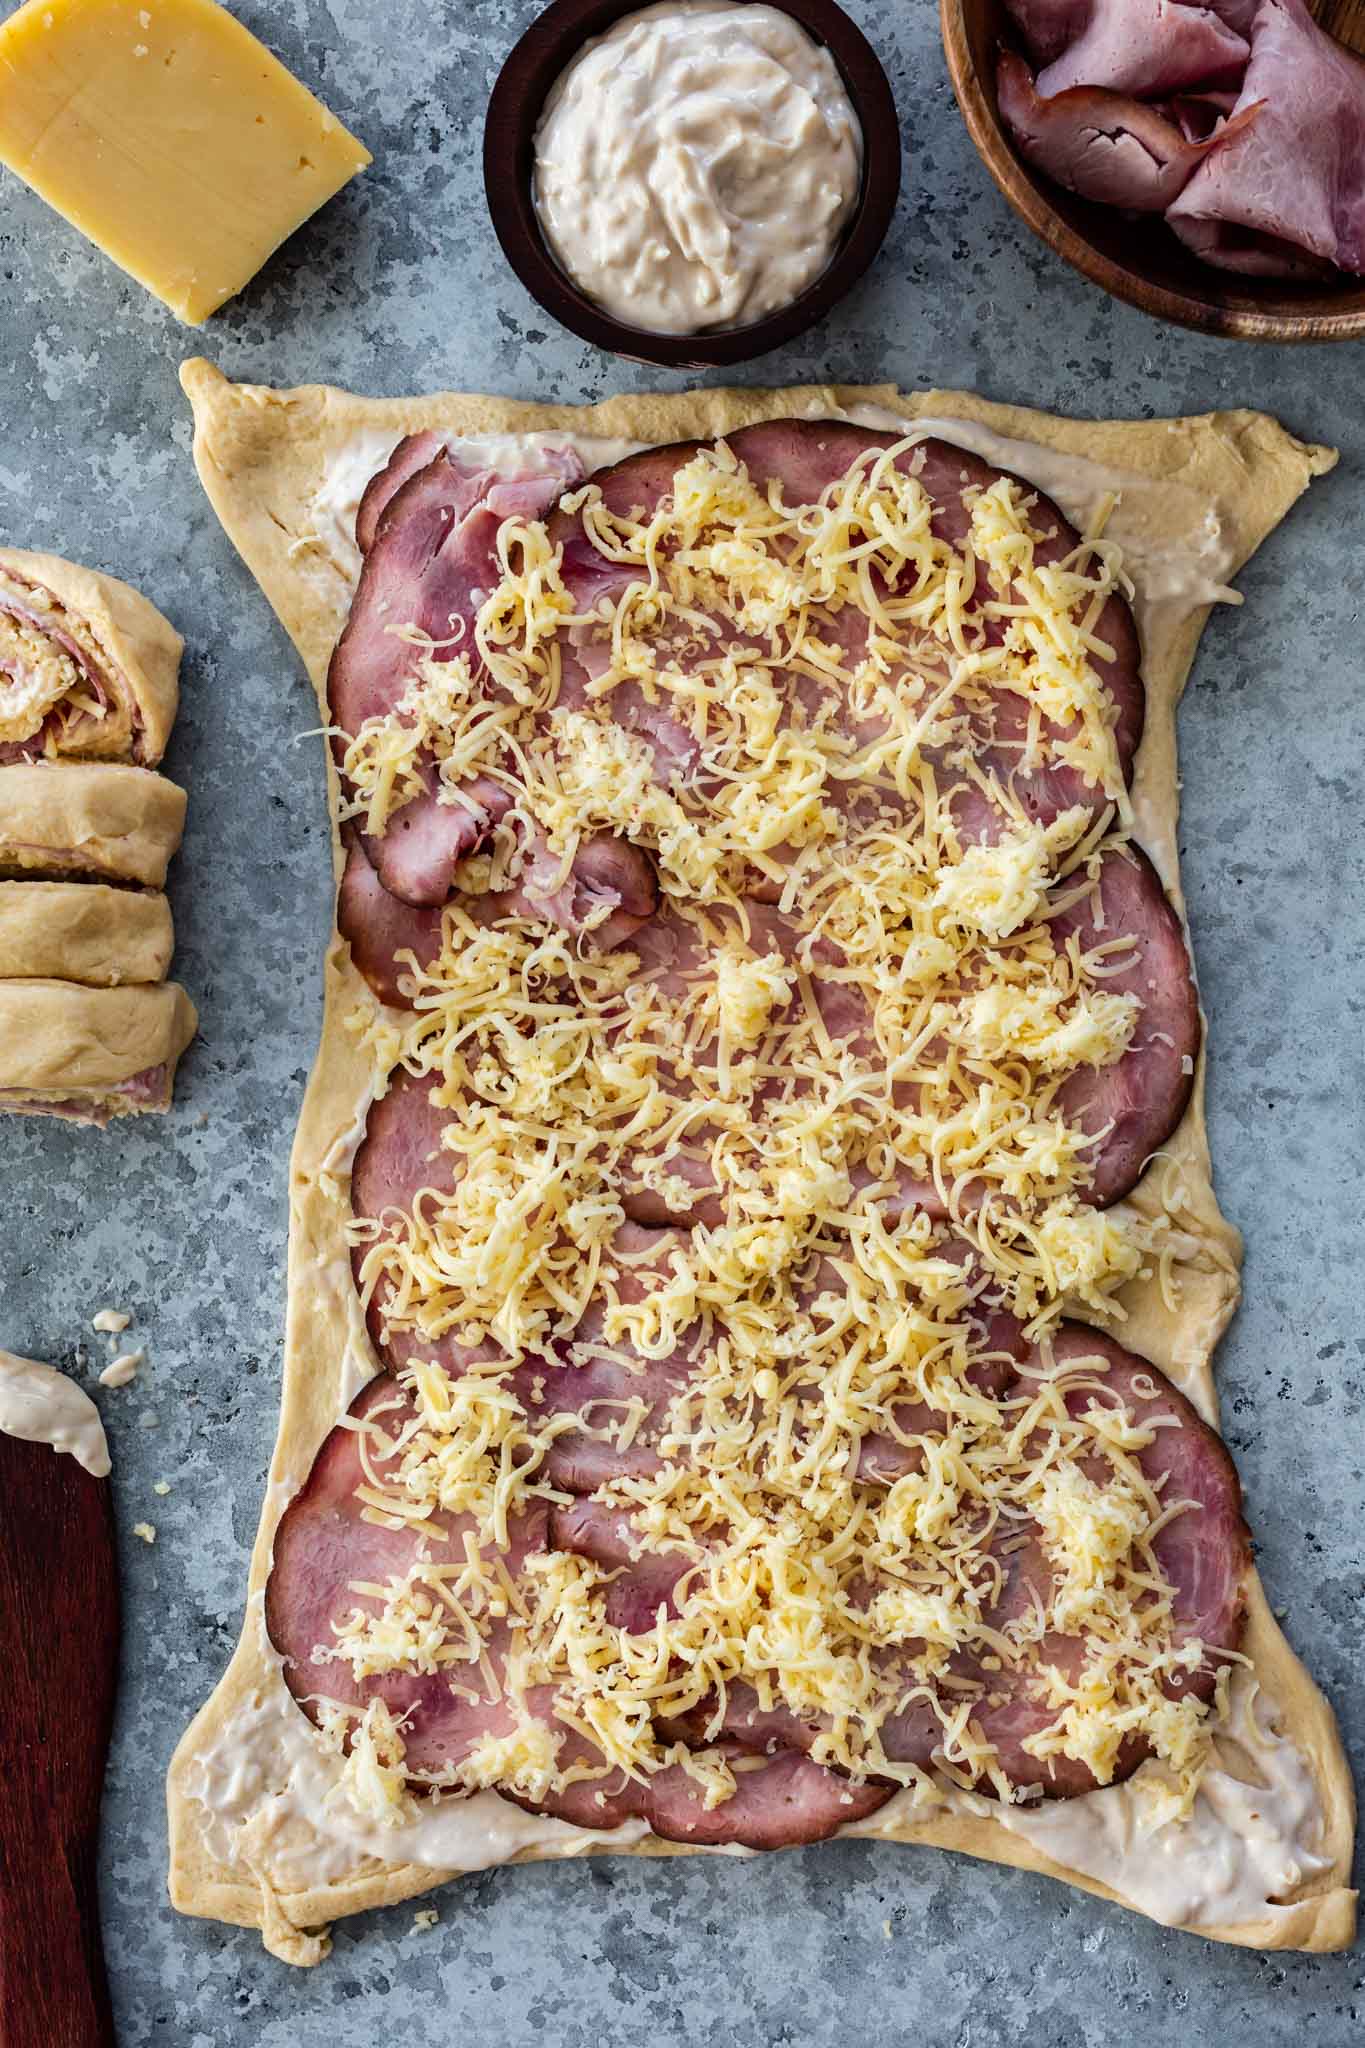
[0,0,1360,2039]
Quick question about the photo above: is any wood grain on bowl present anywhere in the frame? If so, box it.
[942,0,1365,340]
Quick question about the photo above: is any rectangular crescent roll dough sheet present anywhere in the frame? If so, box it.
[0,760,187,886]
[0,880,174,986]
[166,360,1357,1962]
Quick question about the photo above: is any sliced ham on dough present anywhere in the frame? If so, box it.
[266,1377,554,1781]
[938,1327,1249,1797]
[997,50,1260,210]
[642,1748,892,1847]
[728,421,1145,850]
[351,1079,703,1484]
[1167,0,1365,276]
[548,425,1143,867]
[1049,841,1200,1207]
[337,831,446,1010]
[639,1333,1246,1801]
[549,1499,693,1631]
[355,432,447,557]
[328,443,582,907]
[268,1378,892,1845]
[338,825,657,1012]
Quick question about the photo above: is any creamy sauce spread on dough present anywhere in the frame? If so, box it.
[188,1602,646,1904]
[993,1672,1330,1930]
[0,1346,109,1476]
[532,2,862,334]
[201,408,1325,1934]
[845,1671,1329,1932]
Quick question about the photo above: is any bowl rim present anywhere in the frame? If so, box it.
[940,0,1365,343]
[483,0,902,369]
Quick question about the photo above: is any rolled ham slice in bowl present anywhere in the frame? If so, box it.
[1167,0,1365,277]
[996,50,1261,211]
[0,548,180,766]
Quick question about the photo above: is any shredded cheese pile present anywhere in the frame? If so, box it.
[0,605,103,748]
[324,433,1220,1825]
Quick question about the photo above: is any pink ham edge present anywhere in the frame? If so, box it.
[997,49,1262,211]
[1049,841,1200,1207]
[1167,0,1365,276]
[1004,0,1260,67]
[355,432,448,557]
[337,829,445,1010]
[1034,1,1249,99]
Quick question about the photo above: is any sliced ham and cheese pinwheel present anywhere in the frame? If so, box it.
[0,761,187,888]
[0,880,173,987]
[0,548,181,766]
[0,979,196,1125]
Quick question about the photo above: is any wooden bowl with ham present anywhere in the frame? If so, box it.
[942,0,1365,340]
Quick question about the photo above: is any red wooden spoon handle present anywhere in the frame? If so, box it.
[0,1434,118,2048]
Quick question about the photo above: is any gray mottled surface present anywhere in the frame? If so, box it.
[0,0,1360,2039]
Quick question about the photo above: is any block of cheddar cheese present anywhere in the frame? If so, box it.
[0,0,371,323]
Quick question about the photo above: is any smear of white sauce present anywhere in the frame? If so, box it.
[842,1675,1328,1933]
[196,408,1322,1930]
[995,1672,1329,1930]
[189,1603,646,1888]
[0,1346,110,1477]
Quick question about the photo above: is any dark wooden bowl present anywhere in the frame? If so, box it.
[941,0,1365,342]
[483,0,901,368]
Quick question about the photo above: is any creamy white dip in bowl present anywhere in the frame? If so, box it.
[484,0,900,367]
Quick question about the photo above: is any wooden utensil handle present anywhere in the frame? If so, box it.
[0,1814,115,2047]
[0,1435,120,2048]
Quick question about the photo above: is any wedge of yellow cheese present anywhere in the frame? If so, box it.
[0,0,371,323]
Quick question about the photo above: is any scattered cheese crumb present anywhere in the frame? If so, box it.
[882,1918,893,1940]
[153,1480,171,1497]
[99,1349,144,1389]
[412,1909,439,1932]
[91,1309,131,1335]
[132,1522,156,1545]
